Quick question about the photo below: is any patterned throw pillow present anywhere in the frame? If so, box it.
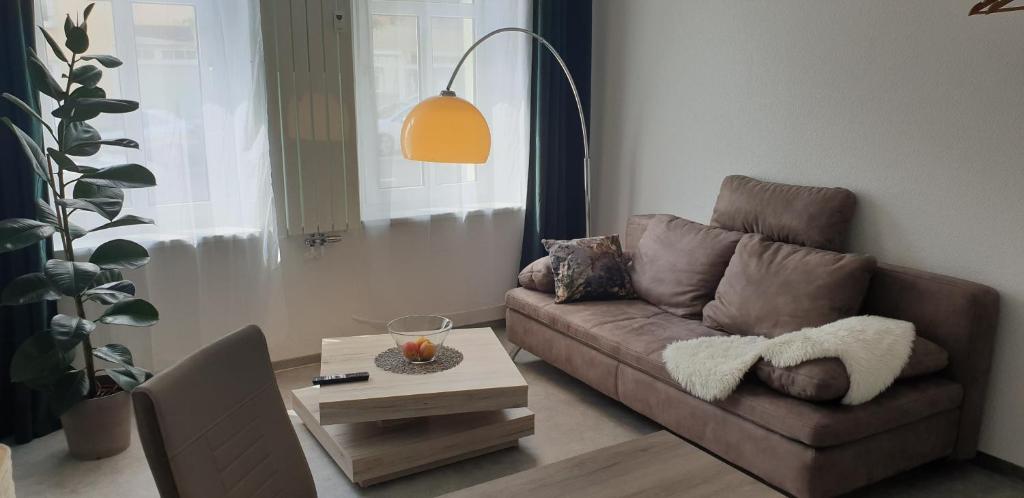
[542,235,637,304]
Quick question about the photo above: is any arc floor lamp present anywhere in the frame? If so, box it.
[400,27,592,236]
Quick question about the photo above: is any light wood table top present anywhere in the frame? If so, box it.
[318,328,528,424]
[439,431,782,498]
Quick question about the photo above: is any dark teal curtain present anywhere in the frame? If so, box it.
[0,0,60,443]
[520,0,592,268]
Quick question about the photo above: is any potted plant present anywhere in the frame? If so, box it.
[1,3,158,460]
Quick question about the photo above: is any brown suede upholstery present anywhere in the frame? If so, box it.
[709,175,857,251]
[507,309,620,398]
[506,288,725,382]
[861,263,1000,459]
[712,378,961,447]
[509,211,1000,497]
[754,336,950,401]
[623,214,657,255]
[133,325,316,498]
[507,314,963,497]
[702,236,877,337]
[616,362,960,498]
[629,215,744,317]
[518,255,555,292]
[506,299,961,447]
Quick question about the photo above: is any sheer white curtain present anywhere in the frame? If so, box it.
[351,0,531,221]
[347,0,532,327]
[36,0,285,369]
[37,0,278,255]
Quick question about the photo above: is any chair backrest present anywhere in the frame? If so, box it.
[132,325,316,498]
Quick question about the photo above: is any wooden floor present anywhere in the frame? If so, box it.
[440,431,780,497]
[8,326,1024,498]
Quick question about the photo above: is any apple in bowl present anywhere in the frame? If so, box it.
[401,336,439,362]
[388,315,451,364]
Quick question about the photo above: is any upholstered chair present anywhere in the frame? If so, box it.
[133,325,316,498]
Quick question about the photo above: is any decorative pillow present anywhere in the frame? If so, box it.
[710,175,857,251]
[629,215,744,317]
[542,235,637,304]
[702,236,876,337]
[518,256,555,293]
[754,336,950,401]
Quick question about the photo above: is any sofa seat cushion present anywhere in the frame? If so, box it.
[715,377,962,447]
[753,336,951,401]
[505,288,726,373]
[625,344,962,447]
[624,343,963,447]
[507,288,964,448]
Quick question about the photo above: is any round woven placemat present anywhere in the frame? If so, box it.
[374,346,464,375]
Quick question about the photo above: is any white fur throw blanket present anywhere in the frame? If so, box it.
[662,316,915,405]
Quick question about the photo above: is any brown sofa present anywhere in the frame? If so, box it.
[506,181,999,497]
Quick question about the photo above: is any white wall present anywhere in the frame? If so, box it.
[591,0,1024,465]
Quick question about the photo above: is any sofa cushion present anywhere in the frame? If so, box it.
[518,256,555,293]
[623,349,963,448]
[710,175,857,251]
[505,287,725,374]
[543,235,637,304]
[623,214,657,255]
[629,215,744,317]
[507,287,963,448]
[714,377,963,447]
[702,236,877,337]
[753,336,951,401]
[627,342,961,447]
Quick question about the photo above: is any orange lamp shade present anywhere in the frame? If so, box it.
[400,94,491,164]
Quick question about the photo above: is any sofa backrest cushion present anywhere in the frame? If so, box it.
[629,215,744,317]
[518,255,555,293]
[702,236,877,337]
[754,335,950,401]
[710,175,857,251]
[624,214,657,255]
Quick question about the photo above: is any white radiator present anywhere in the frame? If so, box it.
[260,0,358,243]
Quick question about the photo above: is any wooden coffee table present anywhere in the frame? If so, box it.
[439,431,782,498]
[292,328,534,487]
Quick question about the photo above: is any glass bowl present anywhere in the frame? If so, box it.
[387,315,452,363]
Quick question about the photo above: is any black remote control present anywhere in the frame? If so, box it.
[312,372,370,386]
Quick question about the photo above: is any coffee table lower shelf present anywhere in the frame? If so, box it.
[291,386,534,487]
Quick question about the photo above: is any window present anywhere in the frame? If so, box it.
[351,0,531,220]
[35,0,273,246]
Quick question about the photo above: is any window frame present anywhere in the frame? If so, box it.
[357,0,526,221]
[35,0,259,247]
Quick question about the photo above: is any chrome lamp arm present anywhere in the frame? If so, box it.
[443,27,591,236]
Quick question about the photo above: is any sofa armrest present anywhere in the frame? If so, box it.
[519,256,555,293]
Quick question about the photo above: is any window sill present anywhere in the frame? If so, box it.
[360,204,525,227]
[59,226,264,254]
